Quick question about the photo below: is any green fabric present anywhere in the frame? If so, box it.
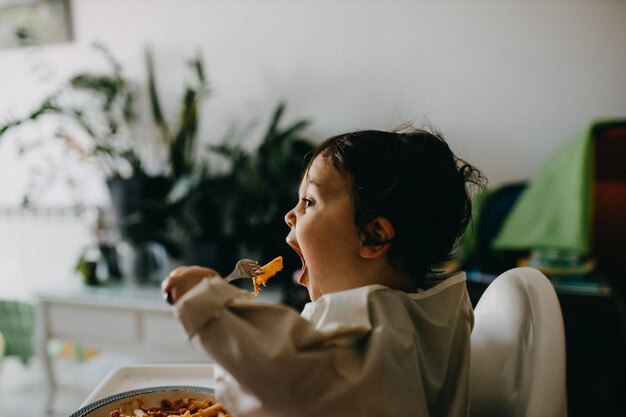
[493,124,594,254]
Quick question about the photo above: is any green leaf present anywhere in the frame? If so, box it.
[0,99,61,136]
[146,48,170,141]
[189,52,207,84]
[122,91,136,122]
[166,173,203,204]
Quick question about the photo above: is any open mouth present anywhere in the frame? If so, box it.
[286,239,307,286]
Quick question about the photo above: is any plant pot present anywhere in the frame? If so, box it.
[180,240,219,266]
[115,241,170,286]
[106,177,143,237]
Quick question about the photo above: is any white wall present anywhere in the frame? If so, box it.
[1,0,626,205]
[0,208,89,299]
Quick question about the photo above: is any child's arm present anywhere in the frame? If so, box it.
[173,277,373,415]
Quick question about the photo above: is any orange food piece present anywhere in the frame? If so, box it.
[253,256,283,295]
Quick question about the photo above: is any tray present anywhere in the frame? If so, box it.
[82,364,215,406]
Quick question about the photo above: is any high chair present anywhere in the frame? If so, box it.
[469,267,568,417]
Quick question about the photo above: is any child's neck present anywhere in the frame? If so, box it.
[383,274,418,293]
[357,260,417,293]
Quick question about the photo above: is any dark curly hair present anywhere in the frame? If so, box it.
[304,126,485,286]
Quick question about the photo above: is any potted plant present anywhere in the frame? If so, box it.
[164,101,315,278]
[0,43,139,188]
[0,44,212,283]
[210,102,314,277]
[0,44,316,290]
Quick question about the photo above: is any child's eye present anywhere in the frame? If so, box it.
[301,198,313,208]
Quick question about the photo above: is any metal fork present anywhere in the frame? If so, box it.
[165,258,260,304]
[223,258,261,283]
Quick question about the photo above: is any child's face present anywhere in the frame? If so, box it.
[284,155,364,301]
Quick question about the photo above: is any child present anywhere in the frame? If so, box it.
[162,127,484,417]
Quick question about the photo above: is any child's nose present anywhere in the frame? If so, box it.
[284,208,296,228]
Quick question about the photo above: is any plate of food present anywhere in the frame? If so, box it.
[71,385,230,417]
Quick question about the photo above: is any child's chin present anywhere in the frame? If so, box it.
[297,271,308,287]
[296,264,308,286]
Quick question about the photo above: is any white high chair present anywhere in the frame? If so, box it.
[470,267,568,417]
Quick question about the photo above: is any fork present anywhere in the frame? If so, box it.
[224,258,261,283]
[165,259,260,304]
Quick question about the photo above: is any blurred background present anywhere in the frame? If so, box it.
[2,0,626,291]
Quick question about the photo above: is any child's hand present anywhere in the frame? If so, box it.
[162,265,221,304]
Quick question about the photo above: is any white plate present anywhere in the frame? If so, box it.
[83,364,215,405]
[72,386,218,417]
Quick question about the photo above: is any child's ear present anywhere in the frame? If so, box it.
[359,216,395,259]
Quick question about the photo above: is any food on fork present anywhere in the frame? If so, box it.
[253,256,283,295]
